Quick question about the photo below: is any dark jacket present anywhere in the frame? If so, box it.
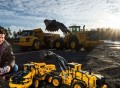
[0,40,15,68]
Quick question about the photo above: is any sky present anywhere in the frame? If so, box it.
[0,0,120,34]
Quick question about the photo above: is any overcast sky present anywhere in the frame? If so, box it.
[0,0,120,34]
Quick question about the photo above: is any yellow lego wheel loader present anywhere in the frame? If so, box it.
[9,61,56,88]
[42,51,107,88]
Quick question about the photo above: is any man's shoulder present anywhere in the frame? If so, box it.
[3,40,11,48]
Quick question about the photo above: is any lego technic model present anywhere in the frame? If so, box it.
[9,51,107,88]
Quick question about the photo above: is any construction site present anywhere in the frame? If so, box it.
[13,19,103,52]
[1,0,120,88]
[0,19,119,88]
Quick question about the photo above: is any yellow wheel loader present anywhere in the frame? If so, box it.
[9,64,35,88]
[13,28,60,51]
[52,62,107,88]
[42,51,107,88]
[44,19,103,51]
[9,62,56,88]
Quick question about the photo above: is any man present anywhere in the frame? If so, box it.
[0,29,18,79]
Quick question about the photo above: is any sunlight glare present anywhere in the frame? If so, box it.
[99,14,120,29]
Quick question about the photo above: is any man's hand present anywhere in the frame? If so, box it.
[0,66,11,75]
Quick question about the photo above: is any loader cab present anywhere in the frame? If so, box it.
[20,30,34,36]
[69,26,100,40]
[69,26,81,34]
[68,62,82,71]
[69,26,88,41]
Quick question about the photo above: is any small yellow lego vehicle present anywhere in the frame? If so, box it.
[30,62,56,87]
[9,62,56,88]
[52,62,107,88]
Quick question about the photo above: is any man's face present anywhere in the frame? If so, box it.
[0,34,5,45]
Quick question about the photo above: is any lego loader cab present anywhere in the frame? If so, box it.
[13,28,60,51]
[9,62,56,88]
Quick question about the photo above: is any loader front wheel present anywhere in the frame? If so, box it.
[54,38,64,50]
[52,76,62,87]
[32,40,40,50]
[72,82,85,88]
[45,74,53,83]
[69,36,80,51]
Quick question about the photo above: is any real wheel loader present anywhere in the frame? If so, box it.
[44,19,103,51]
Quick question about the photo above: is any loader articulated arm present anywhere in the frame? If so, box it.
[44,19,72,35]
[42,51,69,71]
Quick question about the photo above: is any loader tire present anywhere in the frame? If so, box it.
[69,36,80,51]
[30,79,39,88]
[54,38,64,50]
[45,74,53,83]
[71,81,85,88]
[32,40,40,50]
[52,76,62,87]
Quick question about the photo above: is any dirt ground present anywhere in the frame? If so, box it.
[52,43,120,88]
[84,43,120,88]
[10,42,120,88]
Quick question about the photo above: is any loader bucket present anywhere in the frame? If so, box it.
[44,19,59,32]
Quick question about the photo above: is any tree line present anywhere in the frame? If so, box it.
[96,28,120,41]
[1,26,120,41]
